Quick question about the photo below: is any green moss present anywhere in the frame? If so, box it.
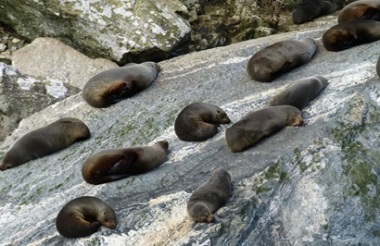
[331,110,380,221]
[49,183,63,192]
[265,163,280,180]
[279,171,289,183]
[292,145,324,173]
[348,162,377,194]
[252,161,290,196]
[256,185,271,194]
[131,117,160,145]
[217,222,228,237]
[293,148,307,172]
[239,206,249,218]
[372,230,380,237]
[117,122,137,137]
[298,162,308,172]
[89,236,102,246]
[322,223,329,231]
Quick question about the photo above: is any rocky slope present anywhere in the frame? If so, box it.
[1,19,380,246]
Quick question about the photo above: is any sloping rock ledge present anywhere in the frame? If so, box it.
[0,22,380,245]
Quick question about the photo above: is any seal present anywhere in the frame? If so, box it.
[56,196,117,238]
[246,38,317,82]
[338,0,380,23]
[0,118,91,171]
[377,54,380,78]
[322,20,380,51]
[292,0,344,24]
[187,168,232,223]
[269,76,328,110]
[82,62,161,108]
[82,140,169,185]
[225,105,304,152]
[174,102,231,141]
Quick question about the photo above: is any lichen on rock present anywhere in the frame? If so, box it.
[0,0,191,64]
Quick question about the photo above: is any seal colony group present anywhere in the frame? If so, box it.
[1,0,380,240]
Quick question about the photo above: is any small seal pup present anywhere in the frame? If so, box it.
[338,0,380,23]
[246,38,317,82]
[174,102,231,141]
[292,0,343,24]
[225,105,304,152]
[0,118,91,171]
[322,20,380,51]
[269,76,328,110]
[82,62,160,108]
[82,140,169,185]
[56,196,117,238]
[187,168,232,223]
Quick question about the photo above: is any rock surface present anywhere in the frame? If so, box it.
[1,21,380,246]
[1,37,118,89]
[0,0,191,64]
[0,64,80,142]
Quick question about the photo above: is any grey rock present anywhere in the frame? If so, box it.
[0,0,191,64]
[0,63,80,142]
[0,44,6,52]
[1,22,380,246]
[1,37,118,89]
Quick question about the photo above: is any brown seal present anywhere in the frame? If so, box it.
[377,54,380,78]
[292,0,343,24]
[187,168,232,223]
[322,20,380,51]
[82,62,161,108]
[174,102,231,141]
[338,0,380,23]
[56,196,117,238]
[82,140,169,185]
[225,105,304,152]
[269,76,328,110]
[0,118,91,171]
[246,38,317,82]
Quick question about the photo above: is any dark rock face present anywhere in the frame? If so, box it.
[0,25,380,245]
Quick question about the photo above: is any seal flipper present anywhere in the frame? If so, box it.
[362,7,380,21]
[95,151,138,182]
[100,174,132,182]
[107,151,138,174]
[104,81,134,105]
[65,216,101,238]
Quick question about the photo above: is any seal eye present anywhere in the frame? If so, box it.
[217,110,221,114]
